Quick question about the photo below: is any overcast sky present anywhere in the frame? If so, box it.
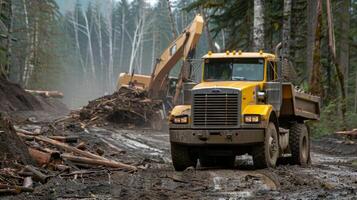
[57,0,159,12]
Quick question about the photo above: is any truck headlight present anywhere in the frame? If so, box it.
[172,115,189,124]
[244,115,261,123]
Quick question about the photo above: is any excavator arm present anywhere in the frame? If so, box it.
[148,14,204,99]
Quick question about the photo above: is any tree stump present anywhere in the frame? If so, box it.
[0,113,34,167]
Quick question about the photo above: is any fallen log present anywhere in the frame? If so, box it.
[14,127,41,136]
[48,136,79,143]
[17,132,35,140]
[336,129,357,136]
[61,154,137,171]
[23,177,33,188]
[28,148,51,166]
[24,165,49,183]
[34,136,106,161]
[76,141,86,150]
[25,89,64,98]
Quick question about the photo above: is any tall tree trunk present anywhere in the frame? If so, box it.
[339,0,350,99]
[355,72,357,113]
[253,0,264,51]
[166,0,177,38]
[200,7,215,51]
[282,0,291,59]
[107,1,114,92]
[22,0,31,86]
[119,5,126,72]
[309,0,322,96]
[82,7,96,80]
[72,11,86,75]
[306,0,318,85]
[96,10,104,87]
[4,0,13,79]
[326,0,346,128]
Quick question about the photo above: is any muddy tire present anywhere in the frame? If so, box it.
[171,143,196,171]
[252,122,279,169]
[289,123,310,166]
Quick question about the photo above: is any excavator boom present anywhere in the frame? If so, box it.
[148,14,204,98]
[116,15,203,101]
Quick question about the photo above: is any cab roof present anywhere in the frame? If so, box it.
[202,52,276,59]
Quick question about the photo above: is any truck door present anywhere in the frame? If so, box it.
[266,61,282,115]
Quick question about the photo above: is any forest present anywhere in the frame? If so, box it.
[0,0,356,133]
[0,1,357,199]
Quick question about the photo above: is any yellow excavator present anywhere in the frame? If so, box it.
[116,14,204,105]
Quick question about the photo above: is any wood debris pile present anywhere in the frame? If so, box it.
[0,116,138,195]
[65,87,163,129]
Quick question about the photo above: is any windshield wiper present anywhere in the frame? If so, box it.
[232,76,246,81]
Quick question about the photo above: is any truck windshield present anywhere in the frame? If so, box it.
[203,58,265,81]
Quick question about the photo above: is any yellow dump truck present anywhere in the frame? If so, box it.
[169,50,320,170]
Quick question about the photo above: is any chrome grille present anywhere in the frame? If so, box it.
[193,92,239,127]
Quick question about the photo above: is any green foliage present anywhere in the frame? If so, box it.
[310,101,357,138]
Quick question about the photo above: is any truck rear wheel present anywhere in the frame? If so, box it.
[289,123,310,166]
[252,122,279,169]
[171,143,197,171]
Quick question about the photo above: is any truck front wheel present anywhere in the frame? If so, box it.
[171,143,197,171]
[252,122,279,169]
[289,123,310,166]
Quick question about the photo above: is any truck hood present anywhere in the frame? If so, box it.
[193,81,261,91]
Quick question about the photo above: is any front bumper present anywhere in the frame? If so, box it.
[169,128,265,145]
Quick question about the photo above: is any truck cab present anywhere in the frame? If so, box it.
[169,51,320,171]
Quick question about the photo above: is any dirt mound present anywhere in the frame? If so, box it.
[61,87,163,129]
[0,78,43,112]
[0,114,34,167]
[0,78,69,122]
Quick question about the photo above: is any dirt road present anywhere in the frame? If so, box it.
[7,127,357,200]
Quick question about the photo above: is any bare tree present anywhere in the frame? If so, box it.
[326,0,346,127]
[166,0,177,38]
[309,0,322,96]
[253,0,264,51]
[82,7,96,80]
[107,0,114,91]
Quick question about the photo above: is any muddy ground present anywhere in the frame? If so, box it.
[2,124,355,200]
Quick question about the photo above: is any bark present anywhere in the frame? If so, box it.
[307,0,318,84]
[282,0,292,59]
[28,148,51,166]
[253,0,264,51]
[339,0,350,98]
[309,0,322,96]
[326,0,346,128]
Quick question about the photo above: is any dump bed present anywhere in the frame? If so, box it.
[281,83,320,120]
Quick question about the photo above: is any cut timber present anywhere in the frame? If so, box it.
[15,127,41,136]
[336,129,357,138]
[28,148,51,166]
[25,89,64,98]
[23,177,33,188]
[34,136,106,161]
[48,135,79,143]
[61,154,137,171]
[24,165,49,183]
